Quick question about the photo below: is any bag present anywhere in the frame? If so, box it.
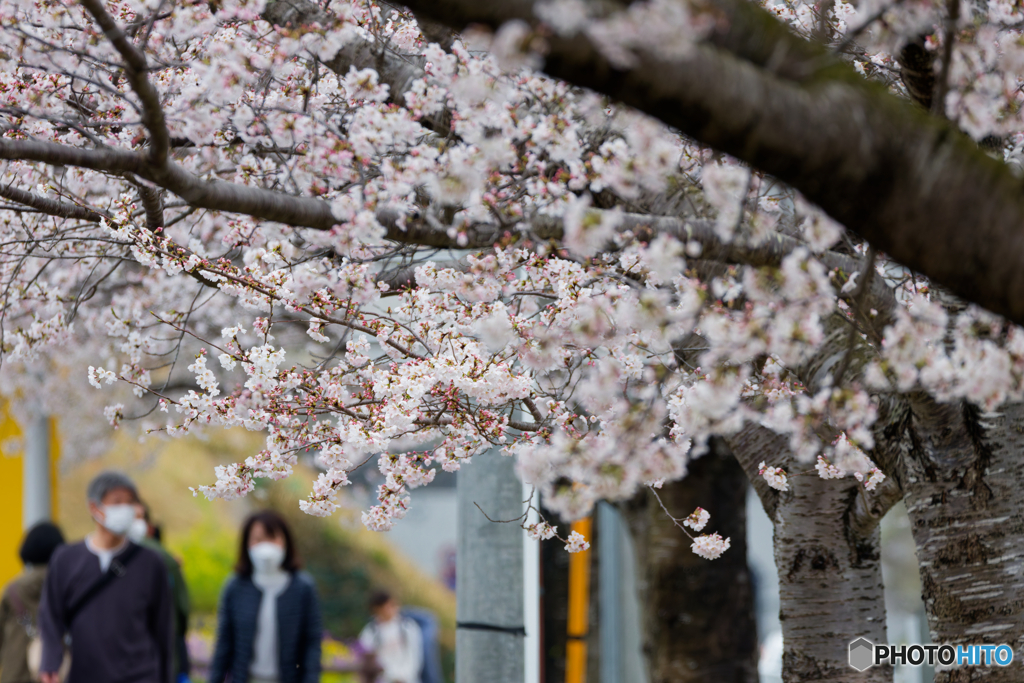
[6,587,68,682]
[26,636,68,683]
[401,609,443,683]
[20,543,142,682]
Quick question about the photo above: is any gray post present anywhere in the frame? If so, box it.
[599,503,624,683]
[599,502,648,683]
[456,452,524,683]
[23,414,51,529]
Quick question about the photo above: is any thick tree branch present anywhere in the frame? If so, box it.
[724,424,786,518]
[137,185,164,230]
[0,138,336,229]
[79,0,170,166]
[0,182,107,222]
[0,139,145,175]
[398,0,1024,327]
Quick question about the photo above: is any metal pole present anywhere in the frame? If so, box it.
[23,414,51,529]
[456,452,525,683]
[598,503,624,683]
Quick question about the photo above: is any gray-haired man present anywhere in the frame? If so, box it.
[38,471,172,683]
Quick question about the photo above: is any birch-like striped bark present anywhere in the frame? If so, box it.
[728,424,898,683]
[895,399,1024,683]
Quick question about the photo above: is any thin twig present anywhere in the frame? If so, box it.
[932,0,961,118]
[473,500,528,524]
[834,247,877,386]
[650,487,696,540]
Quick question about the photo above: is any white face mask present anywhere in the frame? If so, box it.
[127,518,149,543]
[98,504,137,535]
[249,542,286,574]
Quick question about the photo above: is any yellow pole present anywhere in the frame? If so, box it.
[565,516,592,683]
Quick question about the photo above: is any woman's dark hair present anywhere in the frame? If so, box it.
[234,510,301,576]
[20,522,64,565]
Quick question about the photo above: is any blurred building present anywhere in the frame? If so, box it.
[0,409,59,585]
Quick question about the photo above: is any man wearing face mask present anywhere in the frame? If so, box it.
[37,471,173,683]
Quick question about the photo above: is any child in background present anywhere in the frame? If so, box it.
[358,592,422,683]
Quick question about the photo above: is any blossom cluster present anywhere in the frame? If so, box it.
[758,462,790,492]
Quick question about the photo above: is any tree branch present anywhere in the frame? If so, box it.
[833,246,876,384]
[136,185,164,230]
[0,138,336,229]
[263,0,451,133]
[0,182,107,222]
[723,425,786,519]
[79,0,171,166]
[932,0,960,118]
[398,0,1024,328]
[0,136,897,326]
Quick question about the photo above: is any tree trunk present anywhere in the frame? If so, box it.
[728,426,897,683]
[620,438,759,683]
[896,398,1024,682]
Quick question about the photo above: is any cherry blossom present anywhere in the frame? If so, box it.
[564,530,590,553]
[758,462,790,492]
[691,533,732,561]
[682,507,710,532]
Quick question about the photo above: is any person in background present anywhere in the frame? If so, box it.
[359,592,423,683]
[208,510,321,683]
[130,503,191,683]
[399,607,442,683]
[37,471,173,683]
[0,522,65,683]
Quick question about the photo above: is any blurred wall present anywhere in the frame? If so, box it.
[0,408,58,587]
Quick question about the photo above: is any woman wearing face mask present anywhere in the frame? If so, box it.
[208,511,322,683]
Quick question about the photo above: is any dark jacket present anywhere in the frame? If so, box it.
[38,541,172,683]
[208,572,321,683]
[0,567,47,683]
[140,539,190,678]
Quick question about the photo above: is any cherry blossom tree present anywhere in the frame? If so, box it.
[3,0,1024,680]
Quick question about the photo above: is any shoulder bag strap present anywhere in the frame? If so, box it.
[65,543,143,627]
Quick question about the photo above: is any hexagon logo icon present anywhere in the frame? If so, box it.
[849,637,874,671]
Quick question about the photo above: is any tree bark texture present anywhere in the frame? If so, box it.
[728,426,895,683]
[895,398,1024,682]
[620,438,759,683]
